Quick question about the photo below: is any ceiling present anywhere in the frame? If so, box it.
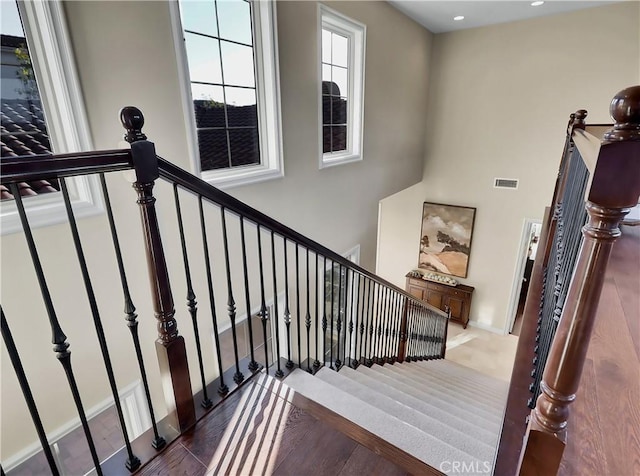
[388,1,619,34]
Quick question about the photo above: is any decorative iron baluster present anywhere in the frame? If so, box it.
[10,183,103,475]
[335,263,343,369]
[329,259,335,369]
[322,255,328,366]
[256,225,270,373]
[220,207,244,384]
[359,277,369,366]
[283,238,293,369]
[1,307,60,475]
[346,269,355,368]
[366,281,375,367]
[60,178,140,471]
[351,273,361,368]
[103,173,165,446]
[199,197,228,395]
[270,230,284,378]
[295,244,302,368]
[173,184,211,410]
[313,252,321,369]
[374,283,383,364]
[305,248,312,372]
[381,287,391,363]
[240,217,259,372]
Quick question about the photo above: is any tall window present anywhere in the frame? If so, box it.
[0,0,99,235]
[174,0,282,189]
[319,5,365,169]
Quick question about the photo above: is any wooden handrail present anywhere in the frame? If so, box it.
[517,86,640,475]
[158,157,447,318]
[0,149,133,183]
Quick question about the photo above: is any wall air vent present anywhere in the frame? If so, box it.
[494,178,519,190]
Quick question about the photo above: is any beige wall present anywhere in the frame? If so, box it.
[1,0,432,462]
[377,2,640,333]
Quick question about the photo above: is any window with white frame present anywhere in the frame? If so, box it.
[173,0,282,189]
[0,0,100,235]
[319,5,365,168]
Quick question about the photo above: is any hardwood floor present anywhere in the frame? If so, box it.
[497,222,640,475]
[138,373,409,476]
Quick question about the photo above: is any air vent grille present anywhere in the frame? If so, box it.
[494,178,519,189]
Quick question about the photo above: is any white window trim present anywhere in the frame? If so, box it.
[170,0,284,190]
[1,0,102,236]
[318,4,366,169]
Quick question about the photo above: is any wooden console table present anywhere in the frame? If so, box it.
[405,274,474,328]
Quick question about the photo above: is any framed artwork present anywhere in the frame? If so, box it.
[418,202,476,278]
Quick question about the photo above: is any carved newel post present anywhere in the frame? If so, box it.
[518,87,640,474]
[121,107,196,433]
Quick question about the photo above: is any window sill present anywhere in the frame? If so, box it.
[320,153,362,170]
[201,165,284,190]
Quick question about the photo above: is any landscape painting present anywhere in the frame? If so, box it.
[418,202,476,278]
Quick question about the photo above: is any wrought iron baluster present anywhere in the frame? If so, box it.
[295,244,302,368]
[103,173,165,446]
[283,238,293,369]
[382,287,390,363]
[346,269,355,368]
[10,183,103,475]
[335,263,343,369]
[351,273,361,368]
[305,248,312,372]
[220,207,244,384]
[374,283,383,364]
[173,184,211,410]
[1,307,60,475]
[270,230,284,378]
[329,259,335,369]
[60,178,140,471]
[322,255,328,366]
[359,277,369,366]
[314,252,321,369]
[240,217,259,372]
[256,225,270,373]
[367,281,375,366]
[199,197,228,395]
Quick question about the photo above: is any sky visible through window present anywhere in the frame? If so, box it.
[180,0,261,171]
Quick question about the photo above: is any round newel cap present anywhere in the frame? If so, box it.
[604,86,640,142]
[119,106,147,143]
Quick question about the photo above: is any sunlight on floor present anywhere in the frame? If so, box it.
[206,374,290,475]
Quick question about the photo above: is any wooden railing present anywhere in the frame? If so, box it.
[0,107,448,474]
[496,86,640,475]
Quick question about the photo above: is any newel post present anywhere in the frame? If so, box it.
[518,87,640,474]
[121,107,196,433]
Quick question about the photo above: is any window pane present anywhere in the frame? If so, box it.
[331,97,347,125]
[217,0,253,45]
[322,126,331,154]
[331,32,348,68]
[322,95,331,125]
[191,84,225,127]
[322,29,332,63]
[198,129,229,170]
[225,87,257,127]
[220,41,255,87]
[179,1,218,36]
[185,33,222,84]
[229,128,260,167]
[331,126,347,152]
[322,63,331,84]
[331,66,348,97]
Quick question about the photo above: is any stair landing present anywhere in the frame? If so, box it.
[137,372,408,475]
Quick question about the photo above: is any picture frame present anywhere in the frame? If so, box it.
[418,202,477,279]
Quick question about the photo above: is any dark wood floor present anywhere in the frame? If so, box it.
[137,373,410,476]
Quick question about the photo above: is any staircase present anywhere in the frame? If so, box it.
[284,359,508,475]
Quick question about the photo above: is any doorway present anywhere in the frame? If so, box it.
[507,220,542,336]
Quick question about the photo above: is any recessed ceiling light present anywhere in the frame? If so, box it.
[453,15,465,21]
[531,1,544,6]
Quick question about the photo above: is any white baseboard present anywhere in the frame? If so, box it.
[467,320,506,335]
